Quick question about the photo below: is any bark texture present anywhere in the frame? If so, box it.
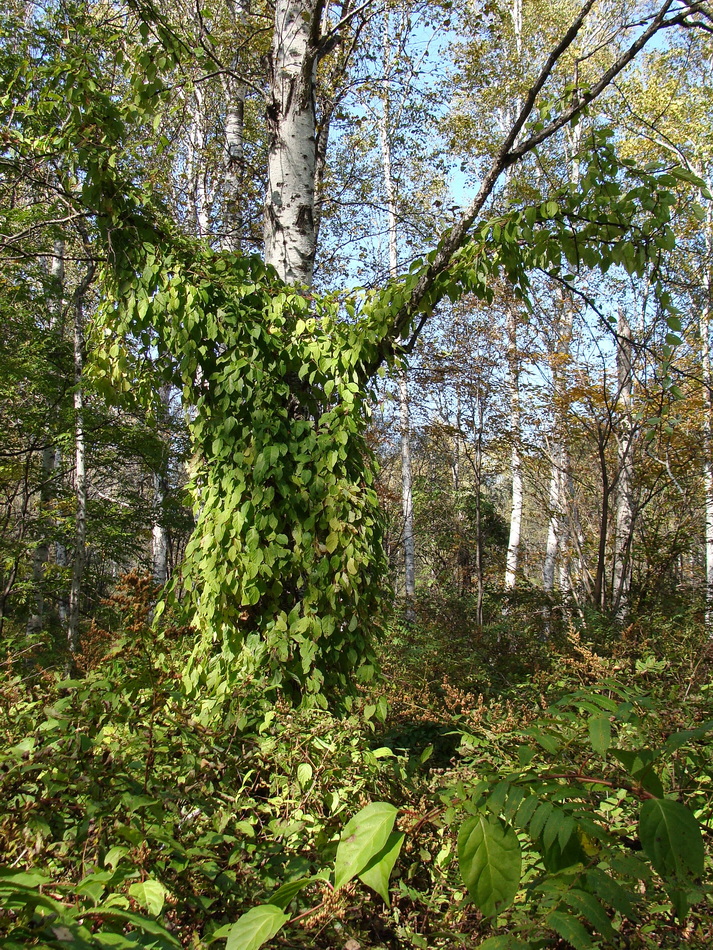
[264,0,323,285]
[612,307,634,620]
[505,308,522,590]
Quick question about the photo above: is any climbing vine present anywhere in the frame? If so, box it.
[89,129,692,703]
[5,0,699,701]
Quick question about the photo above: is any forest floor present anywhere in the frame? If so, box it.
[1,580,713,949]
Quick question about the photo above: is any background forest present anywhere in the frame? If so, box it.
[3,0,713,948]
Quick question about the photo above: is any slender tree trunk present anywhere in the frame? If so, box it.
[67,269,93,659]
[453,391,469,594]
[593,426,611,611]
[152,384,172,586]
[379,12,415,619]
[699,170,713,628]
[542,291,574,598]
[187,85,210,238]
[543,127,580,599]
[542,441,562,594]
[612,307,634,620]
[399,370,416,618]
[505,307,523,589]
[55,449,68,626]
[152,472,169,586]
[27,240,65,635]
[474,398,484,625]
[222,0,249,251]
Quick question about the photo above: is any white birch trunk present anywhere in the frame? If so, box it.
[264,0,321,286]
[542,444,562,594]
[542,303,573,594]
[612,307,634,620]
[222,0,249,251]
[151,384,172,586]
[67,278,90,658]
[505,308,523,589]
[503,0,523,592]
[187,84,210,238]
[700,178,713,628]
[379,12,415,619]
[55,444,68,627]
[543,124,581,597]
[152,471,169,586]
[27,241,65,634]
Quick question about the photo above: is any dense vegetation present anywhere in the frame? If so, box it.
[3,0,713,947]
[2,583,713,948]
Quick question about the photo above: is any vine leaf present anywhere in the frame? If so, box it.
[458,815,521,917]
[639,799,704,880]
[226,905,288,950]
[358,831,404,905]
[268,877,316,910]
[334,802,398,890]
[128,879,166,916]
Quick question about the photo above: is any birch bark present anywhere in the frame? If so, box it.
[222,0,249,251]
[27,240,64,635]
[379,10,416,620]
[504,306,523,589]
[542,303,573,595]
[67,266,94,659]
[700,174,713,627]
[264,0,323,286]
[612,307,634,620]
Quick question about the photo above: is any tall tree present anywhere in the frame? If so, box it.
[3,0,709,693]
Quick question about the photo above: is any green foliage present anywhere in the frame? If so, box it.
[457,815,522,917]
[95,245,390,702]
[0,868,179,950]
[2,597,713,949]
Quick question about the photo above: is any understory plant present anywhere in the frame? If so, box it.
[1,595,712,949]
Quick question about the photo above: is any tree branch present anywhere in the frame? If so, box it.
[362,0,700,376]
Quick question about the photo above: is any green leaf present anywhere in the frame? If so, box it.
[588,716,611,754]
[477,937,532,950]
[334,802,398,890]
[541,829,587,872]
[639,799,704,880]
[296,763,312,787]
[565,889,616,940]
[226,905,289,950]
[548,910,594,949]
[128,879,166,916]
[268,878,315,910]
[358,831,404,905]
[458,815,521,917]
[83,909,180,945]
[586,868,634,917]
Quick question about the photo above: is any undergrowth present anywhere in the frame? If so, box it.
[1,579,712,949]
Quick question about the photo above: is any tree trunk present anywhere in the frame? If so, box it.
[593,426,611,611]
[474,398,484,626]
[67,269,93,659]
[612,307,634,620]
[152,384,172,586]
[701,177,713,628]
[264,0,323,286]
[222,0,250,251]
[542,441,563,594]
[27,240,64,635]
[187,84,210,238]
[505,307,523,589]
[379,11,415,620]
